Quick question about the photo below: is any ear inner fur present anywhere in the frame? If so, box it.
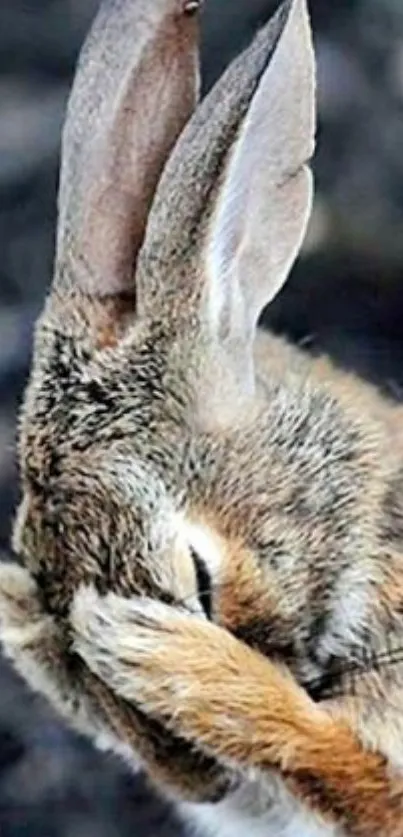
[204,0,315,347]
[137,0,293,307]
[54,0,201,300]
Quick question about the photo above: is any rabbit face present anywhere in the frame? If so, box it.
[12,295,384,691]
[11,0,315,628]
[13,322,198,616]
[10,0,376,697]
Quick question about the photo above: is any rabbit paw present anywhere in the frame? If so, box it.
[71,585,258,754]
[71,586,228,714]
[71,585,315,770]
[0,562,83,721]
[0,562,43,628]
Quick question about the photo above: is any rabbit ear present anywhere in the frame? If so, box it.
[138,0,315,356]
[54,0,201,298]
[205,0,315,348]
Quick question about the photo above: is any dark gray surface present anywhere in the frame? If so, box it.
[1,1,403,834]
[0,662,183,837]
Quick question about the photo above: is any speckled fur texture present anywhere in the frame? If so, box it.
[1,0,403,835]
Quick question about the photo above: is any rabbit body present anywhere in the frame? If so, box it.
[1,1,403,835]
[5,310,403,837]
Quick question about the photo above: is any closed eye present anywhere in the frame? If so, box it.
[190,547,213,620]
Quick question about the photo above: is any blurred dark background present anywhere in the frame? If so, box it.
[1,0,403,834]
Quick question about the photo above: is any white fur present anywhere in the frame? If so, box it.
[179,517,224,578]
[206,0,315,343]
[180,772,343,837]
[0,564,141,772]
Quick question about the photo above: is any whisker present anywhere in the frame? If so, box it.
[164,570,403,698]
[306,647,403,698]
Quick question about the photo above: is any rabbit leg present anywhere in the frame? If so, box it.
[71,585,403,837]
[0,563,78,711]
[0,563,232,802]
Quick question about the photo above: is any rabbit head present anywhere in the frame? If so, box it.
[0,0,369,804]
[13,0,316,623]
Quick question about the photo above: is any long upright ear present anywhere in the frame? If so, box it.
[54,0,201,298]
[205,0,315,346]
[138,0,315,353]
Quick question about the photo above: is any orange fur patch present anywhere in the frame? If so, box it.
[95,601,403,836]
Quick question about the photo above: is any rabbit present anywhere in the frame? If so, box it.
[2,0,403,834]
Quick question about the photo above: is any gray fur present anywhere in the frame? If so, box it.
[1,0,403,835]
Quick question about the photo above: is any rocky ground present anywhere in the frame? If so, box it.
[1,0,403,834]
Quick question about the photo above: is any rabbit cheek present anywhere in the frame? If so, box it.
[214,543,281,638]
[180,520,289,651]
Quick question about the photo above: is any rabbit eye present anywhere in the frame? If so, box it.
[190,547,212,620]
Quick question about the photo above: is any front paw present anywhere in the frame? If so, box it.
[0,562,43,629]
[70,585,269,759]
[71,586,219,717]
[0,562,59,668]
[0,562,81,720]
[71,585,321,775]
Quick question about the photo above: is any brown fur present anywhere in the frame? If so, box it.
[1,0,403,834]
[70,588,403,836]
